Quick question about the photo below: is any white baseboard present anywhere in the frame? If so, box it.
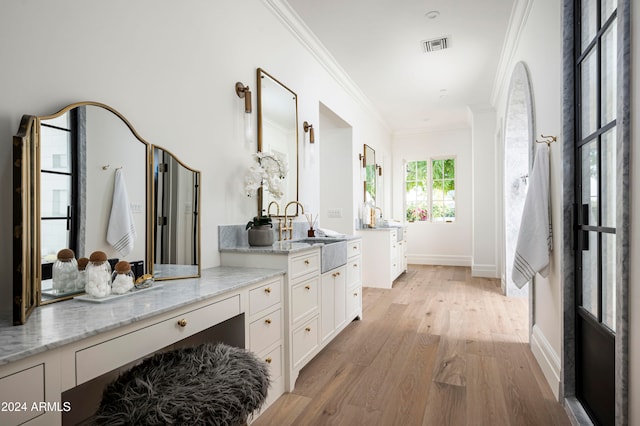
[407,254,471,267]
[471,264,498,278]
[530,324,561,400]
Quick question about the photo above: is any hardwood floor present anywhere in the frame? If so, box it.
[253,265,570,426]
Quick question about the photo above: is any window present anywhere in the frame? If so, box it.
[405,157,456,222]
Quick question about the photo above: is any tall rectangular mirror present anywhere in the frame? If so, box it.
[256,68,299,215]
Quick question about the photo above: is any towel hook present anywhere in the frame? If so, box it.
[536,134,557,146]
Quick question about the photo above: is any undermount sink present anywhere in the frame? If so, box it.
[296,238,347,273]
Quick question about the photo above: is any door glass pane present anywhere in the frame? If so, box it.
[581,0,597,52]
[581,231,598,316]
[601,0,616,24]
[41,219,70,264]
[581,141,598,225]
[581,51,598,137]
[40,126,72,173]
[40,173,71,218]
[601,129,616,227]
[602,233,616,330]
[601,20,617,126]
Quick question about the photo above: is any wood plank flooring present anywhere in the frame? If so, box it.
[253,265,570,426]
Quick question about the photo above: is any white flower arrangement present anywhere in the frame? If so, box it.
[244,151,288,199]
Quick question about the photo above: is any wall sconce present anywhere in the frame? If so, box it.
[235,82,252,141]
[235,82,252,113]
[303,121,315,143]
[376,164,382,176]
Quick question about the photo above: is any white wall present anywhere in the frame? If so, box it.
[493,0,563,398]
[0,0,392,311]
[392,128,473,266]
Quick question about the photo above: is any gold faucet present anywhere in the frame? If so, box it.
[282,201,305,241]
[267,201,280,217]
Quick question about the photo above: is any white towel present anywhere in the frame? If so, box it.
[512,144,552,288]
[107,168,137,257]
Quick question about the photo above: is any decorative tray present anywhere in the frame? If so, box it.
[74,284,163,303]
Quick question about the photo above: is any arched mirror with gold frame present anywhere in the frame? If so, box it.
[256,68,299,216]
[12,101,201,325]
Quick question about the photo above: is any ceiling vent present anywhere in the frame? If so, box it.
[422,36,450,53]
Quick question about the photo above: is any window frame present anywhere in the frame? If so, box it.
[403,156,456,223]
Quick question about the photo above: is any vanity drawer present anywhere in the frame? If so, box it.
[290,251,320,281]
[75,295,240,385]
[261,345,283,381]
[0,364,45,425]
[291,277,319,324]
[292,316,319,368]
[249,308,282,355]
[348,240,361,258]
[347,285,362,318]
[249,279,282,316]
[346,257,361,286]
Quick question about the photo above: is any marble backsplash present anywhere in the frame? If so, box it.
[219,221,311,249]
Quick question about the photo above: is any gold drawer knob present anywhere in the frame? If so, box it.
[353,292,358,296]
[265,357,272,364]
[353,246,358,250]
[264,287,271,294]
[264,318,272,324]
[304,259,310,265]
[353,263,358,268]
[177,319,187,327]
[305,327,311,332]
[336,272,340,276]
[305,285,311,290]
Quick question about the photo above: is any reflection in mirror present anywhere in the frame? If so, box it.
[152,146,201,279]
[38,104,148,303]
[363,144,376,205]
[257,68,299,216]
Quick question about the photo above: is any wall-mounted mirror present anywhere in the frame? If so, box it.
[152,146,200,279]
[13,102,201,325]
[363,144,376,205]
[257,68,299,215]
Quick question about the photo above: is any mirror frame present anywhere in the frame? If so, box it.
[363,144,376,205]
[256,68,299,216]
[12,101,200,324]
[150,145,201,280]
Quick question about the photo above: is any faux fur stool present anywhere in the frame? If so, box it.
[94,342,270,426]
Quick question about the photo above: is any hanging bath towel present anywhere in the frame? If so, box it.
[512,144,552,288]
[107,168,137,257]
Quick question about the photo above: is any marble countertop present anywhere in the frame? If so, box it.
[0,266,285,366]
[219,235,361,254]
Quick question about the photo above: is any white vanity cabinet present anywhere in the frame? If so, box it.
[0,268,286,426]
[357,227,407,289]
[221,247,321,391]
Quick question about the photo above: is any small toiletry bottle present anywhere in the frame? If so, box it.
[52,248,78,293]
[76,257,89,291]
[111,261,135,294]
[85,251,112,298]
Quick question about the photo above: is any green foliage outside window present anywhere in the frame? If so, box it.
[405,158,456,222]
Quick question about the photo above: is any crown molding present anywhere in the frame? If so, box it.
[262,0,391,133]
[490,0,535,106]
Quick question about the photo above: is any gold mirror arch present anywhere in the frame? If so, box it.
[256,68,299,216]
[12,101,201,325]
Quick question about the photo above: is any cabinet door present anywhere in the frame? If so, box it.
[333,269,346,330]
[321,274,334,343]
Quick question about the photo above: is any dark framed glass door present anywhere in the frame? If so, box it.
[574,0,617,424]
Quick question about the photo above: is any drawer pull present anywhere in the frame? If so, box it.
[305,327,311,332]
[354,292,359,296]
[264,287,272,294]
[264,318,272,325]
[304,259,310,265]
[353,263,358,268]
[177,319,187,327]
[305,285,311,290]
[353,246,358,250]
[265,357,272,364]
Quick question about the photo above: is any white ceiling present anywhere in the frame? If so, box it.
[286,0,515,133]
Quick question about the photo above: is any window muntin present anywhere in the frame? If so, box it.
[404,157,456,223]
